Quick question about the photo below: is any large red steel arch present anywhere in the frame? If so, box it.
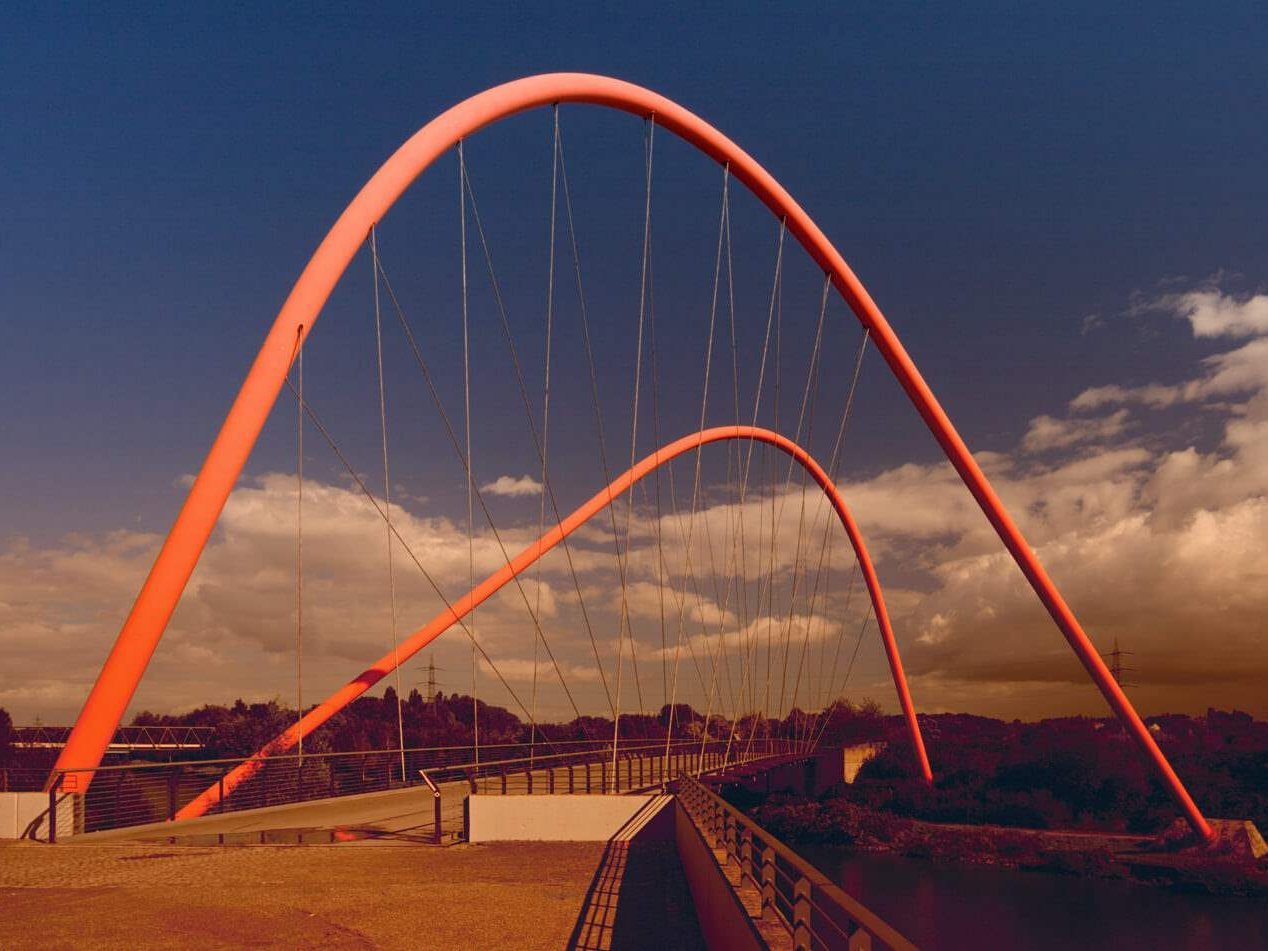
[53,73,1211,839]
[175,425,928,818]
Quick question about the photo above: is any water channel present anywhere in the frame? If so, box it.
[800,846,1268,949]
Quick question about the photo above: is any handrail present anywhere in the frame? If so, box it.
[48,736,657,774]
[418,769,442,845]
[678,774,918,951]
[41,737,802,836]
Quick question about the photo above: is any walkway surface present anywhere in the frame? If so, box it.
[0,837,705,950]
[73,783,457,844]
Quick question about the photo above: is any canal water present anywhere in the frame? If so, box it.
[800,846,1268,950]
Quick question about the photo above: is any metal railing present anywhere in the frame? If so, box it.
[677,774,917,951]
[418,768,442,845]
[40,736,808,840]
[1,766,51,792]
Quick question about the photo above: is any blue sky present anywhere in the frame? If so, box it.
[2,3,1267,723]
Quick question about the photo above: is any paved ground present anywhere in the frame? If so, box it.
[0,837,705,950]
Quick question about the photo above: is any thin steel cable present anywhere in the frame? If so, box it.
[281,376,542,732]
[293,326,304,763]
[732,272,830,759]
[803,326,873,746]
[662,164,729,775]
[701,218,783,762]
[612,116,654,784]
[460,140,616,719]
[785,321,871,742]
[370,227,408,783]
[659,169,745,776]
[812,607,873,749]
[374,252,588,728]
[776,277,832,718]
[646,251,670,785]
[458,143,480,770]
[530,107,561,765]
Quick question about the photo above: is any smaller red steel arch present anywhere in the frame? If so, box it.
[175,425,931,819]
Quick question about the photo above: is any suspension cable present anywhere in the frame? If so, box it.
[457,143,480,771]
[370,227,410,782]
[375,249,587,730]
[700,217,784,765]
[458,140,615,725]
[530,106,561,766]
[611,115,654,785]
[293,325,304,764]
[282,376,542,730]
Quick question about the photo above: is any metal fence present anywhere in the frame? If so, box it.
[677,774,917,951]
[39,736,807,841]
[1,766,51,792]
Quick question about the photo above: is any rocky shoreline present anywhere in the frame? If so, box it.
[748,795,1268,897]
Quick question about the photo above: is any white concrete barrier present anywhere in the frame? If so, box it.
[0,792,52,839]
[467,794,674,843]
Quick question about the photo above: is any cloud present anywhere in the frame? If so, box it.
[7,284,1268,725]
[1021,408,1131,453]
[1072,287,1268,412]
[842,285,1268,715]
[480,475,543,498]
[1164,289,1268,339]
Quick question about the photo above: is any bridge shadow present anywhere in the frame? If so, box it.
[566,796,704,951]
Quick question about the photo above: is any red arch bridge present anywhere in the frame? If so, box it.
[33,74,1221,949]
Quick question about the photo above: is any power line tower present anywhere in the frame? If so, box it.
[414,656,445,720]
[1101,638,1136,688]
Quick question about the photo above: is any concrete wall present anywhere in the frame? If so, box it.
[0,792,51,839]
[467,794,674,843]
[843,743,884,783]
[673,802,766,951]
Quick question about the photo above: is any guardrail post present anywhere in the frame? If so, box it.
[586,760,592,794]
[218,772,226,815]
[760,845,777,917]
[526,767,533,795]
[739,828,755,888]
[792,875,812,950]
[548,766,555,794]
[47,777,58,844]
[114,769,124,828]
[167,766,182,821]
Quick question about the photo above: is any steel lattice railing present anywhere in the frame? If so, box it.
[38,736,807,841]
[677,774,917,951]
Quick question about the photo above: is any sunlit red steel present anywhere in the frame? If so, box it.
[52,73,1212,840]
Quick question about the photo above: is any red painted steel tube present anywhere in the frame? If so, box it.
[52,73,1210,840]
[176,425,930,819]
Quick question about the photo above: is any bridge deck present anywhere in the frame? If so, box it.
[69,749,747,844]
